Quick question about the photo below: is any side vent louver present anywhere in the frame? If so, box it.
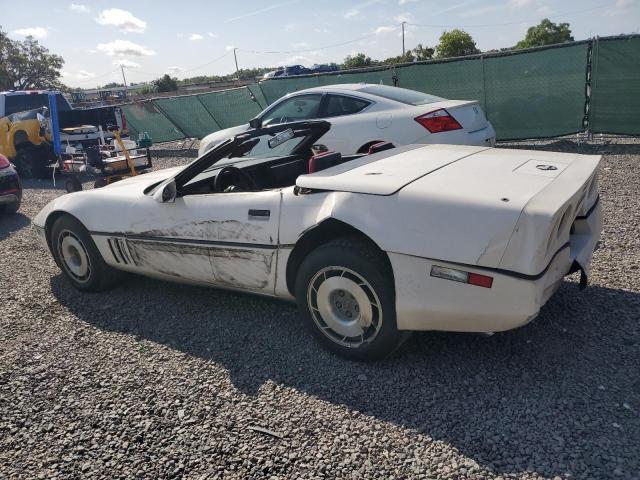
[107,238,132,265]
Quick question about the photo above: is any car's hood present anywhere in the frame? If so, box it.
[32,167,183,229]
[98,166,183,190]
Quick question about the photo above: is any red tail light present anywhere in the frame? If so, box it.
[0,154,10,169]
[415,109,463,133]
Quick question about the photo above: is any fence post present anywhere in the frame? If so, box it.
[588,36,600,140]
[151,100,190,139]
[480,55,488,115]
[194,94,223,131]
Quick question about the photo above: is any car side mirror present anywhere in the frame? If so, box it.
[153,179,177,203]
[248,117,262,129]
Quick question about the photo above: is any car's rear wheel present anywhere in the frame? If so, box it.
[295,236,402,361]
[50,215,123,292]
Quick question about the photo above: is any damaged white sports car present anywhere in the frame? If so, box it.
[34,121,602,360]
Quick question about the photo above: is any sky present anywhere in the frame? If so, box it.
[3,0,639,88]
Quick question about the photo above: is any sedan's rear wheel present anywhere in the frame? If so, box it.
[50,215,124,292]
[295,237,401,361]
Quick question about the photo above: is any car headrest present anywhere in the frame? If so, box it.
[368,141,395,155]
[308,151,341,174]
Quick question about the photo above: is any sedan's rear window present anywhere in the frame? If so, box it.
[357,85,445,106]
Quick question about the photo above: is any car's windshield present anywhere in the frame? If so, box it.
[357,85,445,106]
[182,129,307,187]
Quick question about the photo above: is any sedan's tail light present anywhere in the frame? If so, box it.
[415,109,463,133]
[0,154,10,169]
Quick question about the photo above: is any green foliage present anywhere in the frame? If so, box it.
[515,19,574,49]
[383,43,435,64]
[435,29,480,58]
[101,82,125,89]
[0,26,64,90]
[178,67,275,86]
[342,53,376,69]
[154,74,178,92]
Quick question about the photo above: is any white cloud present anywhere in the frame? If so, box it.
[69,3,90,13]
[460,4,502,17]
[225,45,236,51]
[12,27,48,39]
[394,12,414,23]
[77,70,95,79]
[113,59,140,68]
[344,0,383,19]
[398,0,417,4]
[225,0,299,22]
[96,8,147,33]
[207,32,218,38]
[537,5,553,15]
[508,0,533,7]
[292,41,310,49]
[97,40,156,57]
[189,33,204,41]
[167,66,184,73]
[314,27,330,33]
[375,25,397,34]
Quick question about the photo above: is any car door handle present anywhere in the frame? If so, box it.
[248,209,270,218]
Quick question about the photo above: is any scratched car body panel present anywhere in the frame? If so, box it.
[34,121,603,359]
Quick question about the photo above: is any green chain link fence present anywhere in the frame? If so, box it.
[122,34,639,143]
[590,36,640,135]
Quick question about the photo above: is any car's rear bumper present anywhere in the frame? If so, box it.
[0,193,20,205]
[389,200,602,333]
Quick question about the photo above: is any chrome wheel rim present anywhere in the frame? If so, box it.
[307,266,383,348]
[58,230,91,283]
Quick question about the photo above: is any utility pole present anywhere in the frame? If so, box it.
[233,48,240,76]
[401,21,406,57]
[120,64,128,98]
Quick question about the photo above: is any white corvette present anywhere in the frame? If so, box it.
[34,121,602,360]
[199,84,496,156]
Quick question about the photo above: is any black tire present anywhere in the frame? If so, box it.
[13,144,51,179]
[13,131,30,150]
[65,177,82,193]
[50,215,124,292]
[94,178,108,189]
[295,236,401,361]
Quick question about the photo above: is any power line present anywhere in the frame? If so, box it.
[237,33,378,55]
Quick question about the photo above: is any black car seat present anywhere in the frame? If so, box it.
[368,141,395,155]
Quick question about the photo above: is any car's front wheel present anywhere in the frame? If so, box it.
[50,215,123,292]
[295,237,402,361]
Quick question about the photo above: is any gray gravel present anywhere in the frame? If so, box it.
[1,138,639,479]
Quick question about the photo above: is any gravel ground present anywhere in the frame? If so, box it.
[1,138,639,480]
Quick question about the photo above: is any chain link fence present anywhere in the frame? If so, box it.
[120,34,639,143]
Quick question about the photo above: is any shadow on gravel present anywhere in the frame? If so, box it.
[0,212,30,241]
[50,275,640,478]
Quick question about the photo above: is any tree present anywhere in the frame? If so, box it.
[342,53,375,69]
[0,26,64,90]
[516,19,573,49]
[413,43,434,61]
[435,29,480,58]
[382,43,434,65]
[382,51,414,65]
[153,74,178,92]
